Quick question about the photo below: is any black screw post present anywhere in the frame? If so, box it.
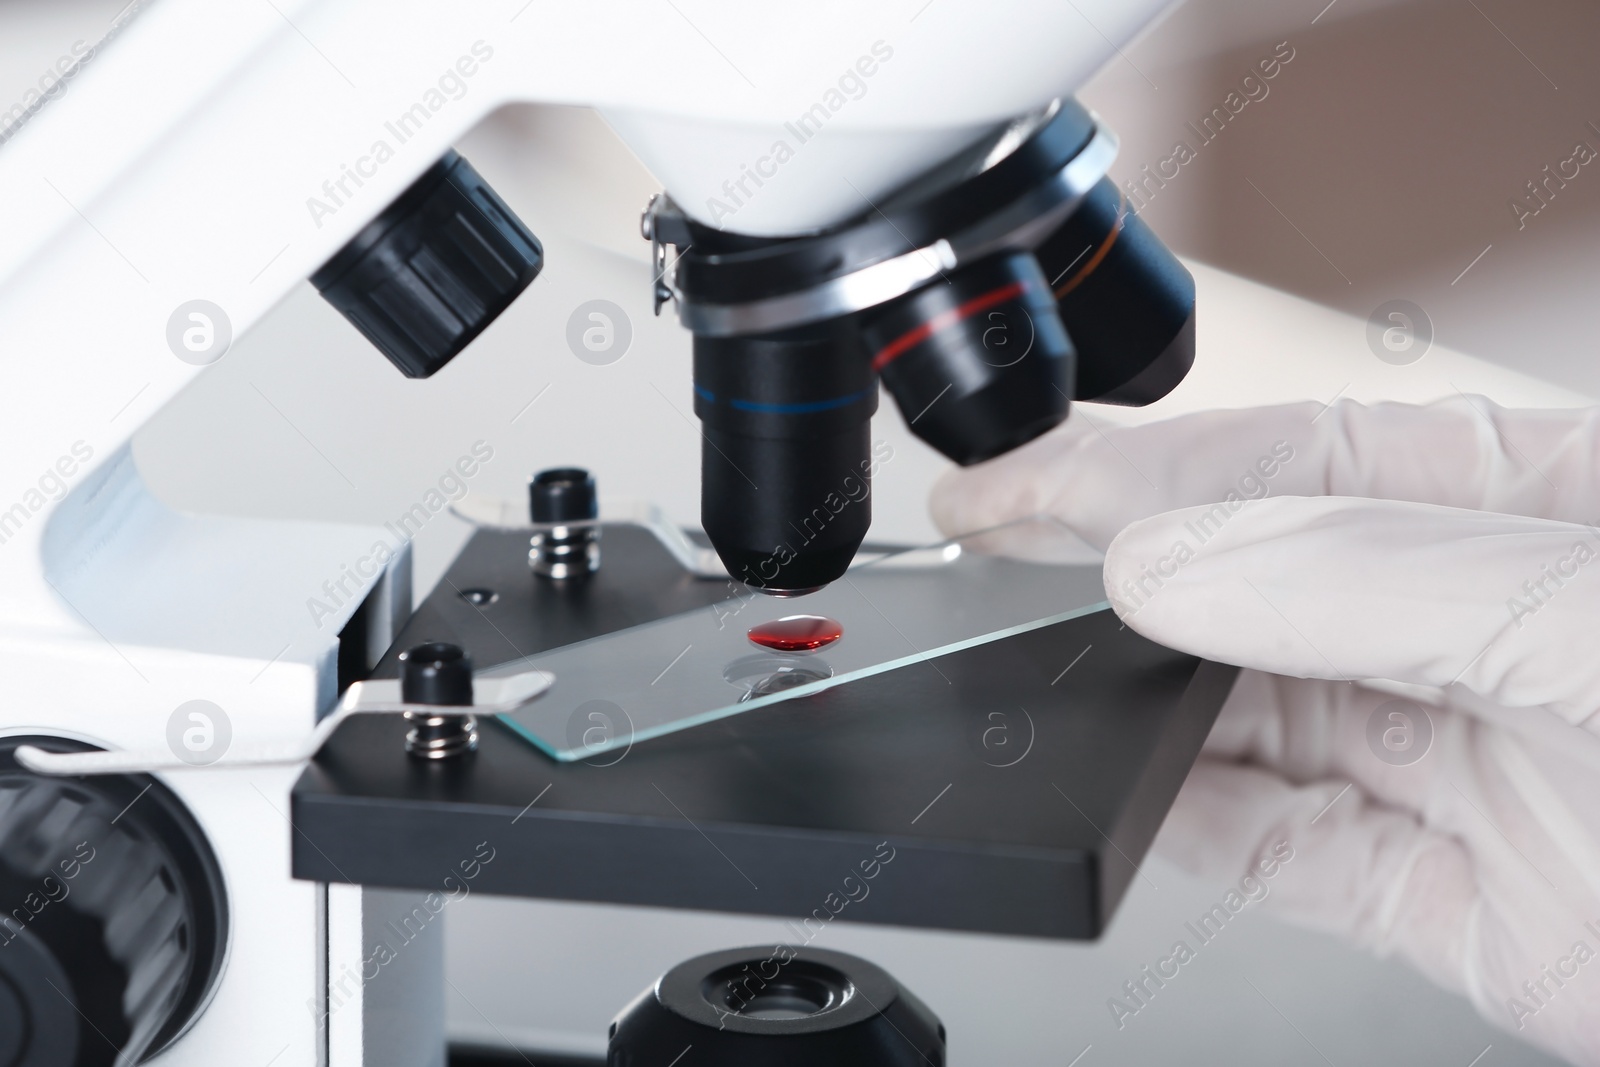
[529,467,601,579]
[398,642,479,759]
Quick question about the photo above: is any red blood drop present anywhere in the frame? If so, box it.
[748,615,843,652]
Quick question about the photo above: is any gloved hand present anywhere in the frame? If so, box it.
[933,396,1600,1065]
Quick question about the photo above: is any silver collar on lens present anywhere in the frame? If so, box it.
[643,111,1118,339]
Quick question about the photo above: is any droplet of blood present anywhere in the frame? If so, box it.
[748,615,843,652]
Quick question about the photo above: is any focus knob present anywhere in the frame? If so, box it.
[0,738,227,1067]
[312,151,543,378]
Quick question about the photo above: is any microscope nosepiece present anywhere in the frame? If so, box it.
[650,97,1195,596]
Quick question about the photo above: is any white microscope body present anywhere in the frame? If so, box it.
[0,2,1175,1063]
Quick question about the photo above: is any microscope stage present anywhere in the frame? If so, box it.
[291,525,1234,939]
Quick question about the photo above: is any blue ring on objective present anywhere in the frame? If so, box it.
[726,386,876,415]
[693,384,716,403]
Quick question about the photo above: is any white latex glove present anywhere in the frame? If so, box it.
[933,396,1600,1065]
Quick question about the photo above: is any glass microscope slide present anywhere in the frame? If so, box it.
[490,517,1109,762]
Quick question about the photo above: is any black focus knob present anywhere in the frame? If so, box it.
[312,151,543,378]
[398,641,475,706]
[0,738,228,1067]
[529,468,597,524]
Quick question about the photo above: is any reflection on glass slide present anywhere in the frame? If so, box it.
[491,517,1108,761]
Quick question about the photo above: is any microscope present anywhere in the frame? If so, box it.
[0,3,1225,1064]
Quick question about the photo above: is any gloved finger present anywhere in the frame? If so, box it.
[1206,672,1600,903]
[930,395,1600,550]
[1104,495,1600,729]
[1157,759,1600,1067]
[1154,759,1477,1000]
[1200,670,1445,816]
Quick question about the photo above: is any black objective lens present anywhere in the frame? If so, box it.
[695,320,878,595]
[863,252,1074,466]
[1035,176,1195,405]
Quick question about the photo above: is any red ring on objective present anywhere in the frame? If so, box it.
[1053,187,1128,299]
[748,615,844,652]
[870,279,1028,373]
